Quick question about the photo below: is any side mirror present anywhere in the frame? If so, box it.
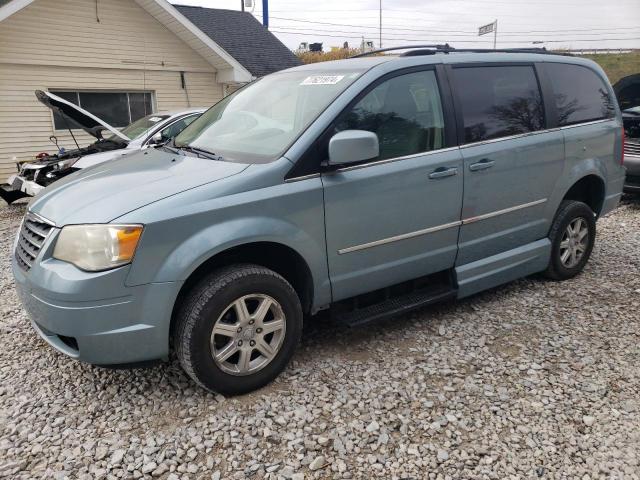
[149,132,164,145]
[327,130,379,167]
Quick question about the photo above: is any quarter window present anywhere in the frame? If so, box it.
[50,91,154,130]
[452,66,544,143]
[335,70,445,160]
[545,63,616,126]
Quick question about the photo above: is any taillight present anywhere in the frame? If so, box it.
[621,128,625,165]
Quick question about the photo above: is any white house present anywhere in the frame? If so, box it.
[0,0,300,181]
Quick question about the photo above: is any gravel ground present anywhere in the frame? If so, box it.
[1,196,639,480]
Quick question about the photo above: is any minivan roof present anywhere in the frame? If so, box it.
[280,50,603,75]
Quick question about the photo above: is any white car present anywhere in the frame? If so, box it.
[1,90,204,204]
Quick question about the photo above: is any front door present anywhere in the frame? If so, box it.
[449,64,565,266]
[322,69,464,301]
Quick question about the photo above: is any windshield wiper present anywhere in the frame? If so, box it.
[175,145,224,161]
[159,144,181,155]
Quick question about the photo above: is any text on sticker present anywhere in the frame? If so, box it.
[301,75,345,85]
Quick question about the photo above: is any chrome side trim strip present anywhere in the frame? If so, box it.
[559,118,613,130]
[289,119,615,181]
[337,198,547,254]
[337,221,462,255]
[462,198,547,225]
[284,173,321,183]
[460,119,613,149]
[460,129,548,149]
[336,146,460,173]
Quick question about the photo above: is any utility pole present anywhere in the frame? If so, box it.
[379,0,382,48]
[241,0,244,12]
[493,19,498,49]
[263,0,269,28]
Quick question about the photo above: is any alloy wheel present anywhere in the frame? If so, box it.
[210,294,286,376]
[559,217,589,269]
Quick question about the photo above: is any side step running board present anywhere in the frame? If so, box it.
[334,288,457,327]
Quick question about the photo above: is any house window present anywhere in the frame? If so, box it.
[50,91,154,130]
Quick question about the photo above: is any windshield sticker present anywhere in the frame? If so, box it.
[149,117,163,122]
[301,75,345,86]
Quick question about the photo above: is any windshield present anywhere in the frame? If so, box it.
[174,70,365,163]
[108,114,170,142]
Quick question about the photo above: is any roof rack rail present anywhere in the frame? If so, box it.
[350,44,451,58]
[351,44,572,58]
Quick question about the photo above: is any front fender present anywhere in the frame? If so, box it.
[126,214,331,309]
[167,216,326,280]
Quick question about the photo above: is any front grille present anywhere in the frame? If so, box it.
[15,213,55,271]
[625,140,640,157]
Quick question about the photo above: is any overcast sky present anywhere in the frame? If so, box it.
[172,0,640,52]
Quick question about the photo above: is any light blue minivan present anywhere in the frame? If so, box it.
[13,47,626,394]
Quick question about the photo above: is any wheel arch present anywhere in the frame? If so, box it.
[561,174,606,217]
[170,241,315,339]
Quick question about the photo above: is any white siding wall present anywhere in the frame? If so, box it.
[0,0,224,181]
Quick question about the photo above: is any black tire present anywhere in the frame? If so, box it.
[544,200,596,280]
[175,264,303,395]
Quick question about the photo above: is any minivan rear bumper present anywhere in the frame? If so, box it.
[13,256,181,366]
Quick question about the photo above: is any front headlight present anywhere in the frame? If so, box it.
[53,224,143,271]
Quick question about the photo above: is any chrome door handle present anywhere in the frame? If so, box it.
[469,159,495,171]
[428,167,458,179]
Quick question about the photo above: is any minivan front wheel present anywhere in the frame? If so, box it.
[175,264,303,395]
[544,200,596,280]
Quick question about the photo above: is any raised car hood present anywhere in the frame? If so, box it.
[28,149,249,225]
[35,90,130,142]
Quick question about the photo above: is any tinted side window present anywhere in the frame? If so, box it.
[545,63,615,126]
[335,70,445,161]
[452,66,544,143]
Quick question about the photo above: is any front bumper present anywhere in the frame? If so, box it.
[0,175,44,204]
[12,234,182,365]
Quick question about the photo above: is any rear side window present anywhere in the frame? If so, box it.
[335,70,445,160]
[452,66,544,143]
[545,63,616,126]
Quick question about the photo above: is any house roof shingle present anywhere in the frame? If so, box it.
[174,4,301,78]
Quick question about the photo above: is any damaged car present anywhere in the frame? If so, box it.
[614,73,640,193]
[0,90,204,204]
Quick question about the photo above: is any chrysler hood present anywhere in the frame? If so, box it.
[28,149,249,224]
[35,90,130,142]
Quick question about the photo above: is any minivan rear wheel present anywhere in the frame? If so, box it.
[175,264,303,395]
[544,200,596,280]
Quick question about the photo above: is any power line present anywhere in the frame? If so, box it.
[261,15,640,35]
[270,29,640,44]
[254,8,639,30]
[257,7,640,26]
[267,24,637,39]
